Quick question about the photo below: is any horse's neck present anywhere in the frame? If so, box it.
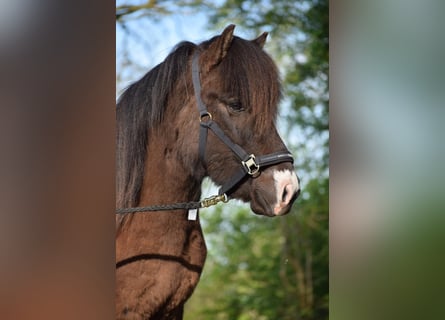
[139,134,202,208]
[116,134,207,319]
[116,133,204,258]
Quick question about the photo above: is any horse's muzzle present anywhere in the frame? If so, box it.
[250,168,300,217]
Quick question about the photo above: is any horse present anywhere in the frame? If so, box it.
[115,25,300,319]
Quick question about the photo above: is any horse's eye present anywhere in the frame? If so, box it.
[227,101,244,112]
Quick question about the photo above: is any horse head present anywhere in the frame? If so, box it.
[175,25,300,216]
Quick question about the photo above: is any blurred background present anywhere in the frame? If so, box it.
[116,1,328,319]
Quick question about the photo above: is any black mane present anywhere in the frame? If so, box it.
[116,41,197,208]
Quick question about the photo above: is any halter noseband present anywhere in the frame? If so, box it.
[191,51,294,197]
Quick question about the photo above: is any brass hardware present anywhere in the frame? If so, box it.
[199,112,213,123]
[201,194,228,208]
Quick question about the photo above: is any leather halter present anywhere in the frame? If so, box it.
[191,51,294,197]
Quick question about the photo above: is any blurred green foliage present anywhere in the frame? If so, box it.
[188,176,328,319]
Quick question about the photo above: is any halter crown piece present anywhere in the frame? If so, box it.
[115,51,294,215]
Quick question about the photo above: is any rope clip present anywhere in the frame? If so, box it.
[200,194,228,208]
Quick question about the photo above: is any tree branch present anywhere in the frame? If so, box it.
[116,0,169,22]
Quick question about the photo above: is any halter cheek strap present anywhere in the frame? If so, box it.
[192,52,294,197]
[191,53,211,161]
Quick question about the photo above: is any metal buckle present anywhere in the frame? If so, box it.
[242,154,260,176]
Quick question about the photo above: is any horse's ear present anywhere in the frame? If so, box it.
[252,32,268,48]
[201,24,235,72]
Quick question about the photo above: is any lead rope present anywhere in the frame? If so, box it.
[115,194,228,215]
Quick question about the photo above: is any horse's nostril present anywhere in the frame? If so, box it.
[282,187,288,203]
[281,184,296,205]
[287,188,300,206]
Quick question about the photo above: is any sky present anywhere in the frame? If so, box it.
[116,6,254,95]
[116,10,213,94]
